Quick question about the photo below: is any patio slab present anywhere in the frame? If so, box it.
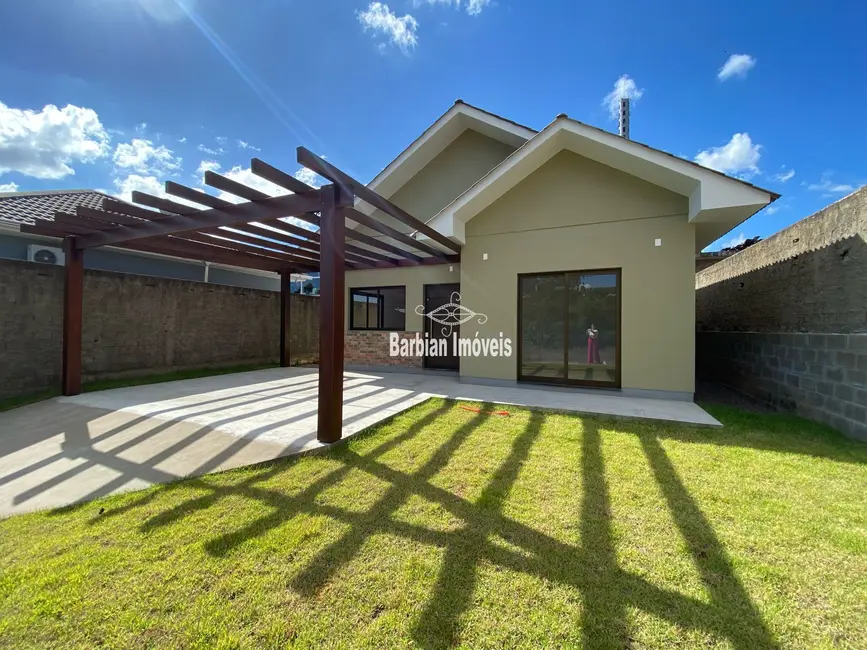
[0,368,719,517]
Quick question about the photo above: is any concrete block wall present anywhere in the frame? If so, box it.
[696,186,867,440]
[0,259,319,398]
[697,332,867,441]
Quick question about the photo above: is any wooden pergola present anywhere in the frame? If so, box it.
[23,147,460,443]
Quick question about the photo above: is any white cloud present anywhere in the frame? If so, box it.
[215,165,290,204]
[215,136,227,146]
[0,101,110,179]
[112,173,166,203]
[237,139,261,152]
[602,75,643,120]
[766,204,780,215]
[357,3,419,53]
[294,166,326,188]
[196,160,221,177]
[197,143,224,156]
[113,172,210,210]
[694,133,761,178]
[112,138,181,175]
[412,0,490,15]
[212,165,320,231]
[0,181,19,192]
[806,172,856,195]
[721,232,746,249]
[718,54,756,81]
[465,0,490,14]
[178,136,187,144]
[773,167,795,182]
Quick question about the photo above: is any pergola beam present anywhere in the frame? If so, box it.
[105,192,329,270]
[252,157,317,194]
[204,170,271,202]
[73,191,322,250]
[297,146,462,255]
[32,216,289,273]
[345,207,447,259]
[343,228,425,263]
[64,209,312,271]
[162,181,382,267]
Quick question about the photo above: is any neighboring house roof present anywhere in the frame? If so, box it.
[351,100,537,224]
[420,112,779,251]
[0,189,119,228]
[0,189,277,277]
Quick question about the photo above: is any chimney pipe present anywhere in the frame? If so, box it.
[618,97,630,139]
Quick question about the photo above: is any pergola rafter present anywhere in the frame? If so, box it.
[34,146,462,444]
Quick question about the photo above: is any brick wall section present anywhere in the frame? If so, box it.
[0,259,319,398]
[695,186,867,441]
[697,332,867,441]
[344,331,424,368]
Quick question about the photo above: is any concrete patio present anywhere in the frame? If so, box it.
[0,368,719,517]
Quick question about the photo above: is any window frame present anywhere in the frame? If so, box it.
[349,285,407,331]
[516,268,622,389]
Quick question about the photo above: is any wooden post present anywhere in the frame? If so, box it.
[317,184,348,443]
[280,269,292,367]
[62,237,84,396]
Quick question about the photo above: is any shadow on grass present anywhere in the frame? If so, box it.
[104,402,785,649]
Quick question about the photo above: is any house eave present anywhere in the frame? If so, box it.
[419,117,778,250]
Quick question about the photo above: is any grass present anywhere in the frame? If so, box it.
[0,363,279,413]
[1,400,866,649]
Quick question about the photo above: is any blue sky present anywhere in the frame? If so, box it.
[0,0,864,250]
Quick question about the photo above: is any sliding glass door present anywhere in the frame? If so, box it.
[518,269,621,388]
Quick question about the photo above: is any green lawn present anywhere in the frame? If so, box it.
[1,400,865,649]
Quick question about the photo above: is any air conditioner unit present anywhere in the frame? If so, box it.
[27,244,66,266]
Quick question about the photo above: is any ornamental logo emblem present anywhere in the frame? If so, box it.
[415,291,488,336]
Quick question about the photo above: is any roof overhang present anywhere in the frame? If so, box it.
[351,101,536,223]
[422,116,779,249]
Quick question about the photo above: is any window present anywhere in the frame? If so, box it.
[518,269,621,387]
[350,286,406,330]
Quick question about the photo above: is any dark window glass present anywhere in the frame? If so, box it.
[519,270,620,387]
[520,274,566,379]
[349,287,406,330]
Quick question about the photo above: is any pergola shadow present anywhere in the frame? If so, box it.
[6,374,421,514]
[105,403,780,649]
[27,146,461,448]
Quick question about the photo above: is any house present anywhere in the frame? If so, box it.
[0,189,281,291]
[343,100,778,401]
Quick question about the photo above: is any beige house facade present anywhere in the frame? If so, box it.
[345,101,778,401]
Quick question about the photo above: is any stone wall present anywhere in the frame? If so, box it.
[696,187,867,440]
[0,259,319,398]
[344,331,424,369]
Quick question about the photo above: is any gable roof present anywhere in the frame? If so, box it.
[351,100,537,224]
[420,113,779,249]
[0,189,121,228]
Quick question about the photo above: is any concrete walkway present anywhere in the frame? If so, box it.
[0,368,719,517]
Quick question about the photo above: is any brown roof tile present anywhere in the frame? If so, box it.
[0,189,120,227]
